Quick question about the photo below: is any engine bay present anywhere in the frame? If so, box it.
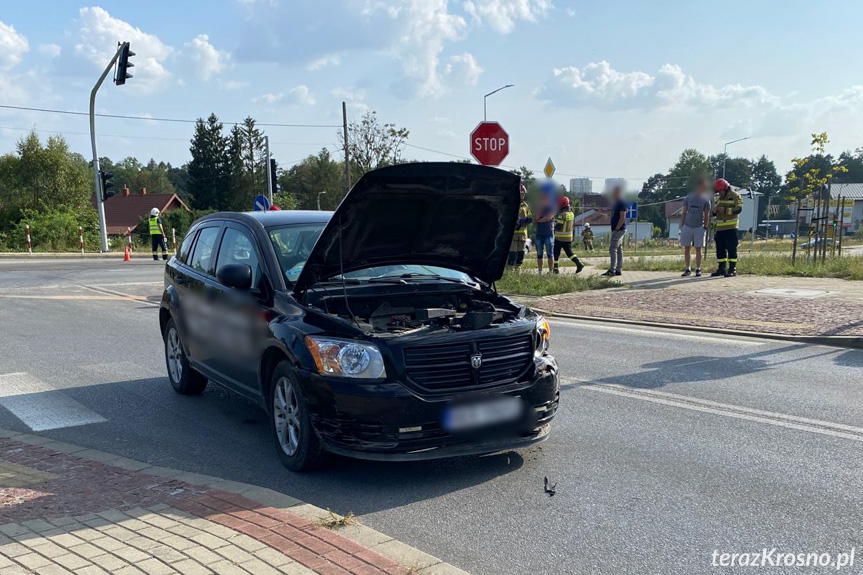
[307,287,525,336]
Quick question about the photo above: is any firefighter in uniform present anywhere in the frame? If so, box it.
[552,195,584,274]
[149,208,169,261]
[581,222,594,251]
[710,178,743,277]
[508,185,533,269]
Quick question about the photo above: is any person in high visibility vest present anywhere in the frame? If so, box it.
[581,222,594,251]
[149,208,168,261]
[710,178,743,277]
[508,185,533,269]
[552,195,584,274]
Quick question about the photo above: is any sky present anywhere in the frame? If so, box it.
[1,0,863,192]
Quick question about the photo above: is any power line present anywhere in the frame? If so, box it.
[0,104,342,128]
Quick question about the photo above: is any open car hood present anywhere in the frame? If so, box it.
[293,163,521,296]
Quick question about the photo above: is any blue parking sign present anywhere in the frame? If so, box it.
[626,202,638,220]
[254,194,270,211]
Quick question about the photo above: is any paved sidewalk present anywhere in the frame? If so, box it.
[0,431,467,575]
[513,268,863,339]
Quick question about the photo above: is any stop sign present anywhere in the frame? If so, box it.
[470,121,509,166]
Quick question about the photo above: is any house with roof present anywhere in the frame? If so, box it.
[830,183,863,233]
[665,199,686,238]
[91,187,190,235]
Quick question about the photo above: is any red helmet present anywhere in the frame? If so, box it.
[557,195,570,208]
[519,185,527,195]
[269,205,281,211]
[714,178,731,192]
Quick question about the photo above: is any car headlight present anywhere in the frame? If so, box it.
[304,336,387,379]
[536,319,550,353]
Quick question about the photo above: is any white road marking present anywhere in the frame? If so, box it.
[549,319,765,346]
[0,372,106,431]
[563,376,863,443]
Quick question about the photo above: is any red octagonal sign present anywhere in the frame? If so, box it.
[470,121,509,166]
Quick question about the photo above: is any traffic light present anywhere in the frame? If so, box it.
[100,170,115,201]
[270,159,279,193]
[115,42,135,86]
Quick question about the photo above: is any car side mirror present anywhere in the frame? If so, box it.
[217,264,252,290]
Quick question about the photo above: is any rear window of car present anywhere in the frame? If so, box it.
[188,227,221,275]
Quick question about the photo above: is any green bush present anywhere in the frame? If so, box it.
[12,207,100,252]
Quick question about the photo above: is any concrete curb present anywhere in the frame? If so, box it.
[0,252,121,259]
[0,427,470,575]
[537,309,863,350]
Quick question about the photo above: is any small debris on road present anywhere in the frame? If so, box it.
[544,476,556,497]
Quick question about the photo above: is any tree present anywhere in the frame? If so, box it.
[188,114,229,210]
[709,154,752,189]
[750,155,782,222]
[511,166,535,188]
[836,148,863,183]
[343,111,409,179]
[783,132,847,203]
[279,149,344,210]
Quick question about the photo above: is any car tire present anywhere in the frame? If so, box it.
[269,361,327,472]
[163,318,208,395]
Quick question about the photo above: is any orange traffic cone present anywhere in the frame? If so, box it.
[123,245,132,261]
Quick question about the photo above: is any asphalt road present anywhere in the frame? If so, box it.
[2,258,863,575]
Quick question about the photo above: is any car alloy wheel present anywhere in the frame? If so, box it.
[273,376,301,457]
[166,326,183,384]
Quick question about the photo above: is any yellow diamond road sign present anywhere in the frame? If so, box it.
[543,157,555,178]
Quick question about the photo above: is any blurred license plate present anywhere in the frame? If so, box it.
[442,396,522,433]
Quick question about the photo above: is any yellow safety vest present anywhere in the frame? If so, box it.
[514,201,531,240]
[714,190,743,230]
[554,210,574,241]
[149,216,161,236]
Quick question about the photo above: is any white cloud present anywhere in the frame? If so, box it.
[253,92,283,104]
[38,43,61,57]
[536,61,776,110]
[463,0,552,33]
[178,34,230,80]
[72,7,173,92]
[0,20,30,70]
[308,54,340,70]
[253,85,315,106]
[287,85,316,105]
[235,0,542,98]
[221,79,249,90]
[444,52,483,86]
[332,86,365,101]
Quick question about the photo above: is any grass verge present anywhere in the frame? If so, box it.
[624,254,863,281]
[497,269,619,296]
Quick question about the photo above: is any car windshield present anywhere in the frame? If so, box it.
[267,224,475,286]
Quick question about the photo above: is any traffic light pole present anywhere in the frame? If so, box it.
[90,43,127,252]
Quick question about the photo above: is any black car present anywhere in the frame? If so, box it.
[160,162,559,471]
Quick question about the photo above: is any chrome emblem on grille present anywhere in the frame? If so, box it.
[470,353,482,369]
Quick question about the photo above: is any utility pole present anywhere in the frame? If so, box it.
[722,137,751,179]
[317,191,326,211]
[264,135,272,204]
[342,102,351,194]
[90,42,131,252]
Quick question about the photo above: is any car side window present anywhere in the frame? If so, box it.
[215,227,262,288]
[177,227,198,264]
[188,226,221,275]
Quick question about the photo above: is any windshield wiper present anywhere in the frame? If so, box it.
[367,273,475,286]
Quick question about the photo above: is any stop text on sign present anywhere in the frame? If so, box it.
[469,121,509,166]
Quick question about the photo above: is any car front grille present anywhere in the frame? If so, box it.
[403,333,534,392]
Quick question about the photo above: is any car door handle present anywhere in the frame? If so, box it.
[174,276,188,286]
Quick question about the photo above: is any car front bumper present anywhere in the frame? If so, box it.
[296,355,559,461]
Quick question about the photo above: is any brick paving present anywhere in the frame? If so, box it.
[0,438,426,575]
[513,269,863,337]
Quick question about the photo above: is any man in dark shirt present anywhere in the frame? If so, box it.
[602,186,627,276]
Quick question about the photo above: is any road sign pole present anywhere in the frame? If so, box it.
[264,136,272,204]
[90,42,127,253]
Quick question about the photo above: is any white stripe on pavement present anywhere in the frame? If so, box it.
[549,319,765,346]
[563,376,863,443]
[0,372,106,431]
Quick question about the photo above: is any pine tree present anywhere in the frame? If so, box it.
[188,114,228,209]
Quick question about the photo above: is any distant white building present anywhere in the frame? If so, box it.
[604,178,627,193]
[569,177,592,196]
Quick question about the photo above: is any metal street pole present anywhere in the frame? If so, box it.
[342,102,350,194]
[722,136,751,179]
[483,84,514,122]
[90,42,127,252]
[317,191,326,211]
[264,136,272,204]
